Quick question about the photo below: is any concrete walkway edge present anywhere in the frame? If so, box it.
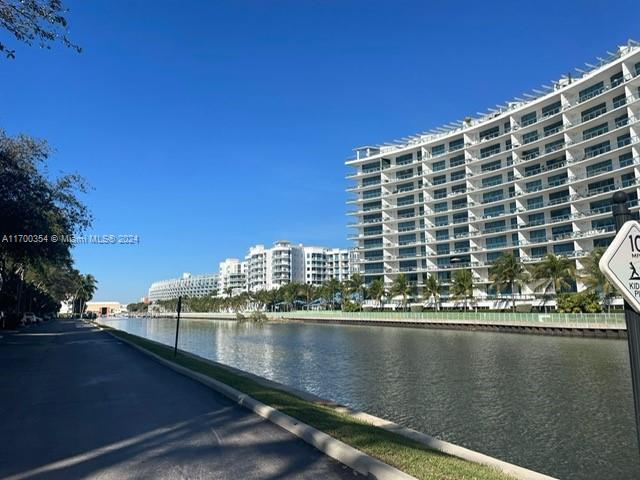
[101,327,417,480]
[100,325,557,480]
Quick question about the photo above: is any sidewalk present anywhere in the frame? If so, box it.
[0,320,354,480]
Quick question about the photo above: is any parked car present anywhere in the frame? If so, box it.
[22,312,36,325]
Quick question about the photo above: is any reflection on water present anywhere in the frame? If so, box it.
[101,316,640,480]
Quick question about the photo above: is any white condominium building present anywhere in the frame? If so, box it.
[148,272,219,302]
[218,258,247,295]
[244,241,358,291]
[347,41,640,299]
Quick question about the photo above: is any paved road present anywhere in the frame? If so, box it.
[0,320,356,479]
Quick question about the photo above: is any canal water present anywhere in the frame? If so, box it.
[100,317,640,480]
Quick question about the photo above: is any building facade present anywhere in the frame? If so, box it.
[347,42,640,300]
[218,258,247,295]
[148,272,219,302]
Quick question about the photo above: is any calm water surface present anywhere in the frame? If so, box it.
[100,317,640,480]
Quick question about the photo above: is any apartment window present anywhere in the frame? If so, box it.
[620,152,634,168]
[530,229,547,242]
[526,179,543,192]
[544,120,563,136]
[362,175,381,186]
[610,71,624,87]
[531,246,547,257]
[452,198,468,210]
[480,143,501,159]
[549,188,569,203]
[481,160,501,172]
[433,188,447,199]
[553,243,573,254]
[436,244,450,255]
[397,195,414,206]
[435,216,448,227]
[454,240,469,251]
[396,168,413,180]
[586,159,613,177]
[363,213,381,223]
[398,221,415,232]
[523,130,539,144]
[581,103,606,122]
[545,139,564,153]
[398,208,415,218]
[550,207,570,221]
[584,140,610,159]
[479,126,500,141]
[579,81,605,102]
[363,238,382,248]
[582,123,608,141]
[613,94,627,109]
[485,220,506,232]
[400,247,417,258]
[363,225,382,236]
[433,174,446,185]
[635,62,640,76]
[587,178,614,195]
[363,201,381,212]
[451,183,466,194]
[452,212,468,223]
[618,133,632,149]
[521,111,537,127]
[542,100,561,117]
[399,234,416,245]
[453,226,468,238]
[432,144,445,156]
[397,153,413,165]
[436,229,449,241]
[622,172,636,187]
[483,189,504,204]
[486,235,507,249]
[434,202,448,212]
[592,218,614,230]
[482,174,502,188]
[615,114,629,129]
[589,198,612,214]
[528,213,545,226]
[547,156,565,169]
[484,205,505,218]
[450,154,465,168]
[449,138,464,151]
[527,196,544,209]
[361,161,380,174]
[450,170,465,182]
[522,147,539,160]
[362,188,381,199]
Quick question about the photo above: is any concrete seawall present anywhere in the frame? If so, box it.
[149,312,627,338]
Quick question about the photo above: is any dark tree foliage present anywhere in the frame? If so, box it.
[0,0,80,58]
[0,130,92,315]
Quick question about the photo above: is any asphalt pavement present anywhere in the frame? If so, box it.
[0,319,356,479]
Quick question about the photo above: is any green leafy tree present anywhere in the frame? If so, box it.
[579,247,615,312]
[0,0,81,58]
[322,278,341,310]
[390,273,415,311]
[367,278,385,310]
[73,274,98,314]
[531,254,576,310]
[423,275,441,311]
[451,269,474,311]
[348,273,365,311]
[489,253,530,311]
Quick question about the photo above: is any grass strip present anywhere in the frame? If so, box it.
[107,327,515,480]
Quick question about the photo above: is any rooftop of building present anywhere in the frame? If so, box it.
[347,39,640,163]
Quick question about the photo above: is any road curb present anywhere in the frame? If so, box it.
[100,326,417,480]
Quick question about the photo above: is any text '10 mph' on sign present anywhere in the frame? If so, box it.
[600,220,640,313]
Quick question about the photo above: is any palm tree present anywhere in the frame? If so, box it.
[423,275,441,311]
[367,278,385,310]
[451,269,474,311]
[348,273,366,310]
[74,274,98,315]
[489,253,529,311]
[323,278,341,310]
[580,247,615,312]
[390,273,415,311]
[531,254,576,310]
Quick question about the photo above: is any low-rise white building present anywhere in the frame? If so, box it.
[148,272,219,302]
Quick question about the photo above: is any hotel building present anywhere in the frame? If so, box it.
[148,272,219,302]
[347,41,640,300]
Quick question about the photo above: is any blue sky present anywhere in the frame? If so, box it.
[2,0,639,302]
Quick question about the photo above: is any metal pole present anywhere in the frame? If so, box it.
[613,190,640,451]
[174,296,182,357]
